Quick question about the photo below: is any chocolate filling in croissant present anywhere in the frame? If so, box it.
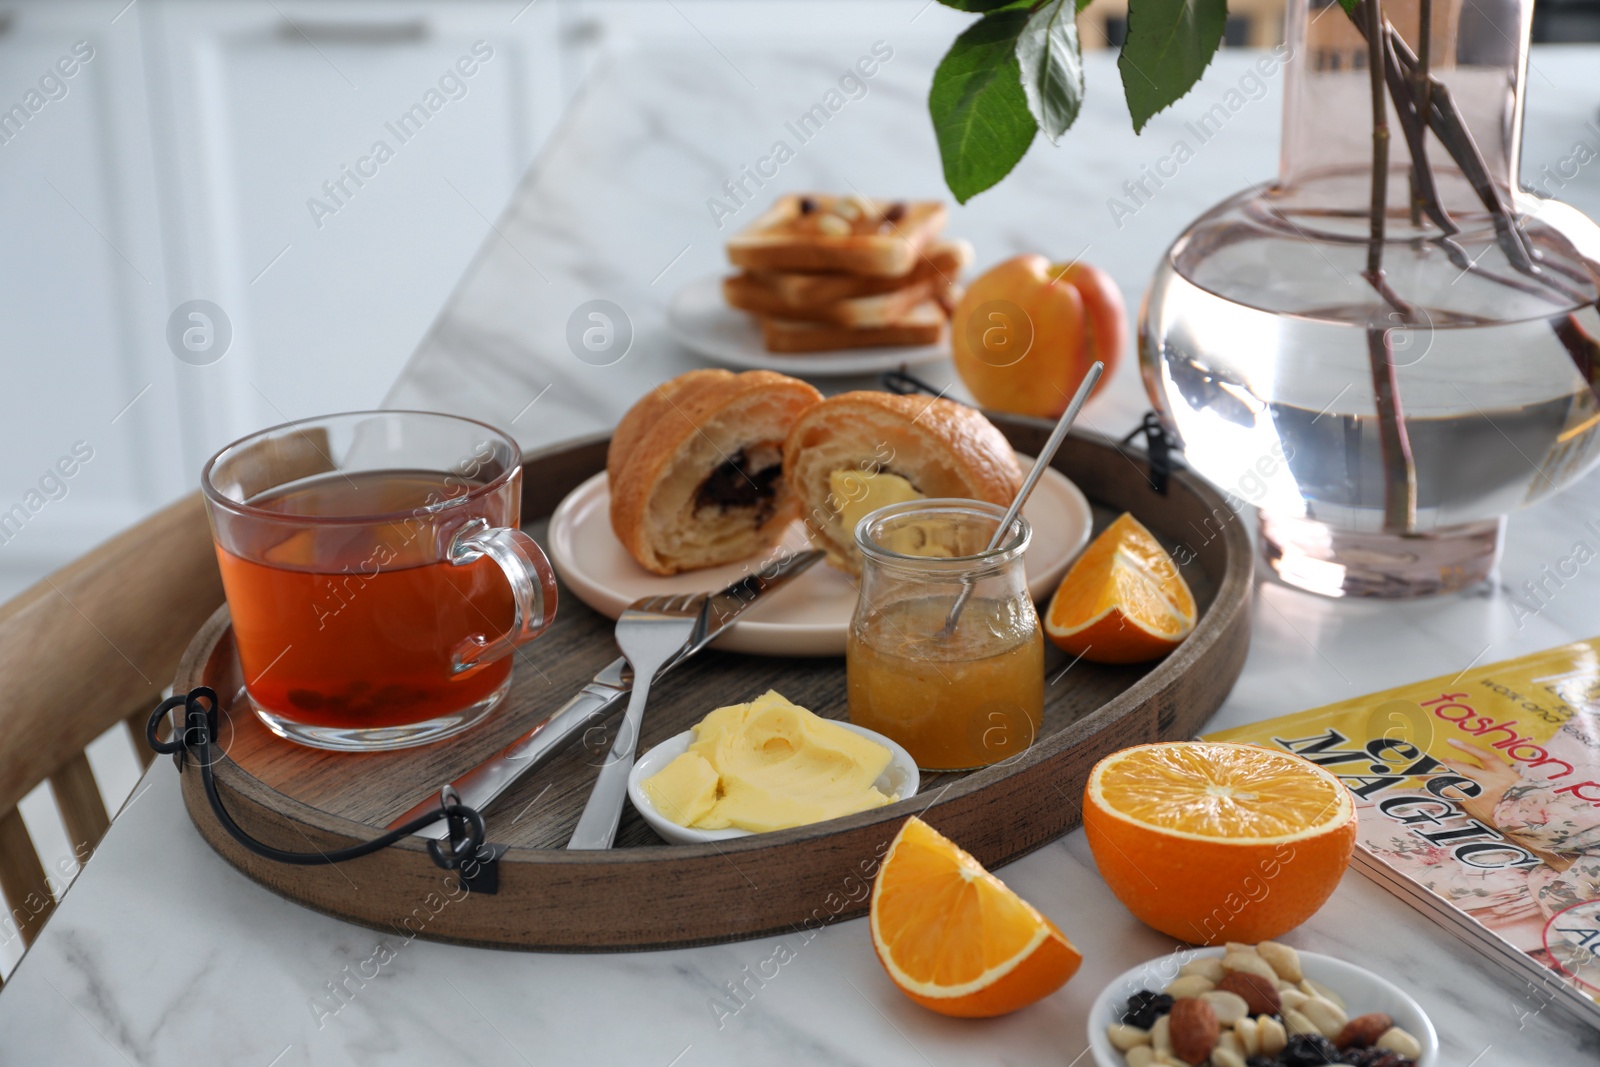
[694,446,783,520]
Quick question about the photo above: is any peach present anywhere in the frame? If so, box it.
[951,254,1125,418]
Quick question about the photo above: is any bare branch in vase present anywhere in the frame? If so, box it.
[1357,0,1418,534]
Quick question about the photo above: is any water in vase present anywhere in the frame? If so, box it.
[1139,0,1600,596]
[1146,228,1600,534]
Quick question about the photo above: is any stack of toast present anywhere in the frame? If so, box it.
[723,194,971,353]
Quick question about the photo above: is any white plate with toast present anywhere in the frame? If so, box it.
[666,274,951,377]
[546,456,1093,657]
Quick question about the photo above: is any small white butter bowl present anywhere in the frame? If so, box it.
[1087,946,1438,1067]
[626,720,919,845]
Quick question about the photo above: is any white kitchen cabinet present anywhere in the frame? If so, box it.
[0,0,180,597]
[0,0,569,601]
[140,0,566,473]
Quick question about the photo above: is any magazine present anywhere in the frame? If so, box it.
[1205,639,1600,1028]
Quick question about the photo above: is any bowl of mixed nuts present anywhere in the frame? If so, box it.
[1086,940,1438,1067]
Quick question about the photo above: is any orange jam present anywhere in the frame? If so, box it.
[847,595,1043,771]
[843,499,1044,772]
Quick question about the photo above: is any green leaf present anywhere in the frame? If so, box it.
[935,0,1031,11]
[929,9,1039,203]
[1017,0,1085,144]
[1075,0,1096,9]
[1338,0,1361,13]
[1118,0,1227,132]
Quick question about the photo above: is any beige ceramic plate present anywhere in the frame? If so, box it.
[545,455,1092,656]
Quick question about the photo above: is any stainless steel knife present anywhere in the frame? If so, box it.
[389,547,824,837]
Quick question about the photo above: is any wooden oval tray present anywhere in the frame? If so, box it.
[172,417,1253,951]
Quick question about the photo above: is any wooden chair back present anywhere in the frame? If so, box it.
[0,493,223,974]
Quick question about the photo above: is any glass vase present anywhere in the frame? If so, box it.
[1140,0,1600,597]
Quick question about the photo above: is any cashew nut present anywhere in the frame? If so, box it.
[1106,1023,1149,1051]
[1377,1027,1423,1059]
[1234,1015,1260,1055]
[1151,1014,1173,1058]
[1163,974,1215,999]
[1199,990,1249,1026]
[1178,957,1227,983]
[1222,951,1279,984]
[1299,996,1348,1039]
[1125,1047,1155,1067]
[1257,941,1303,982]
[1257,1014,1288,1056]
[1284,1008,1321,1038]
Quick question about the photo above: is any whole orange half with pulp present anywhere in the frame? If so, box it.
[1083,742,1357,945]
[870,816,1081,1017]
[1044,512,1195,663]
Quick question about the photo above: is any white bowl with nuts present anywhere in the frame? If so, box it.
[1086,941,1438,1067]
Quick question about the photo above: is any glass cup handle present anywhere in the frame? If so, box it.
[447,518,559,675]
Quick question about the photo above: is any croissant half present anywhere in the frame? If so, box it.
[782,392,1022,573]
[609,369,823,575]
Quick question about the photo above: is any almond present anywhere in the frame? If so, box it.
[1216,971,1281,1016]
[1336,1012,1394,1049]
[1166,998,1219,1066]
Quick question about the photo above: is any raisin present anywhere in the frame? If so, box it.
[1119,989,1175,1029]
[1339,1050,1384,1066]
[797,196,817,214]
[1282,1033,1342,1066]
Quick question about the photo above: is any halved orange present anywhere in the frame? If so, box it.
[1083,742,1357,945]
[1044,513,1195,663]
[869,817,1081,1017]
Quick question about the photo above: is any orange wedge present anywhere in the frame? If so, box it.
[870,817,1081,1017]
[1083,742,1357,945]
[1044,513,1195,663]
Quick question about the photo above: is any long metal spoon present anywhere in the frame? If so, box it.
[937,360,1104,638]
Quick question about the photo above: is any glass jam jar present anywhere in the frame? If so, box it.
[846,499,1044,771]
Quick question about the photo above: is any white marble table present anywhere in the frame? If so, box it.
[5,18,1600,1066]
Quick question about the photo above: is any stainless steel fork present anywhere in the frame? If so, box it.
[566,592,706,850]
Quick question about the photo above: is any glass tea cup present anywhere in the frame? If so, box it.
[845,499,1044,771]
[200,411,557,751]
